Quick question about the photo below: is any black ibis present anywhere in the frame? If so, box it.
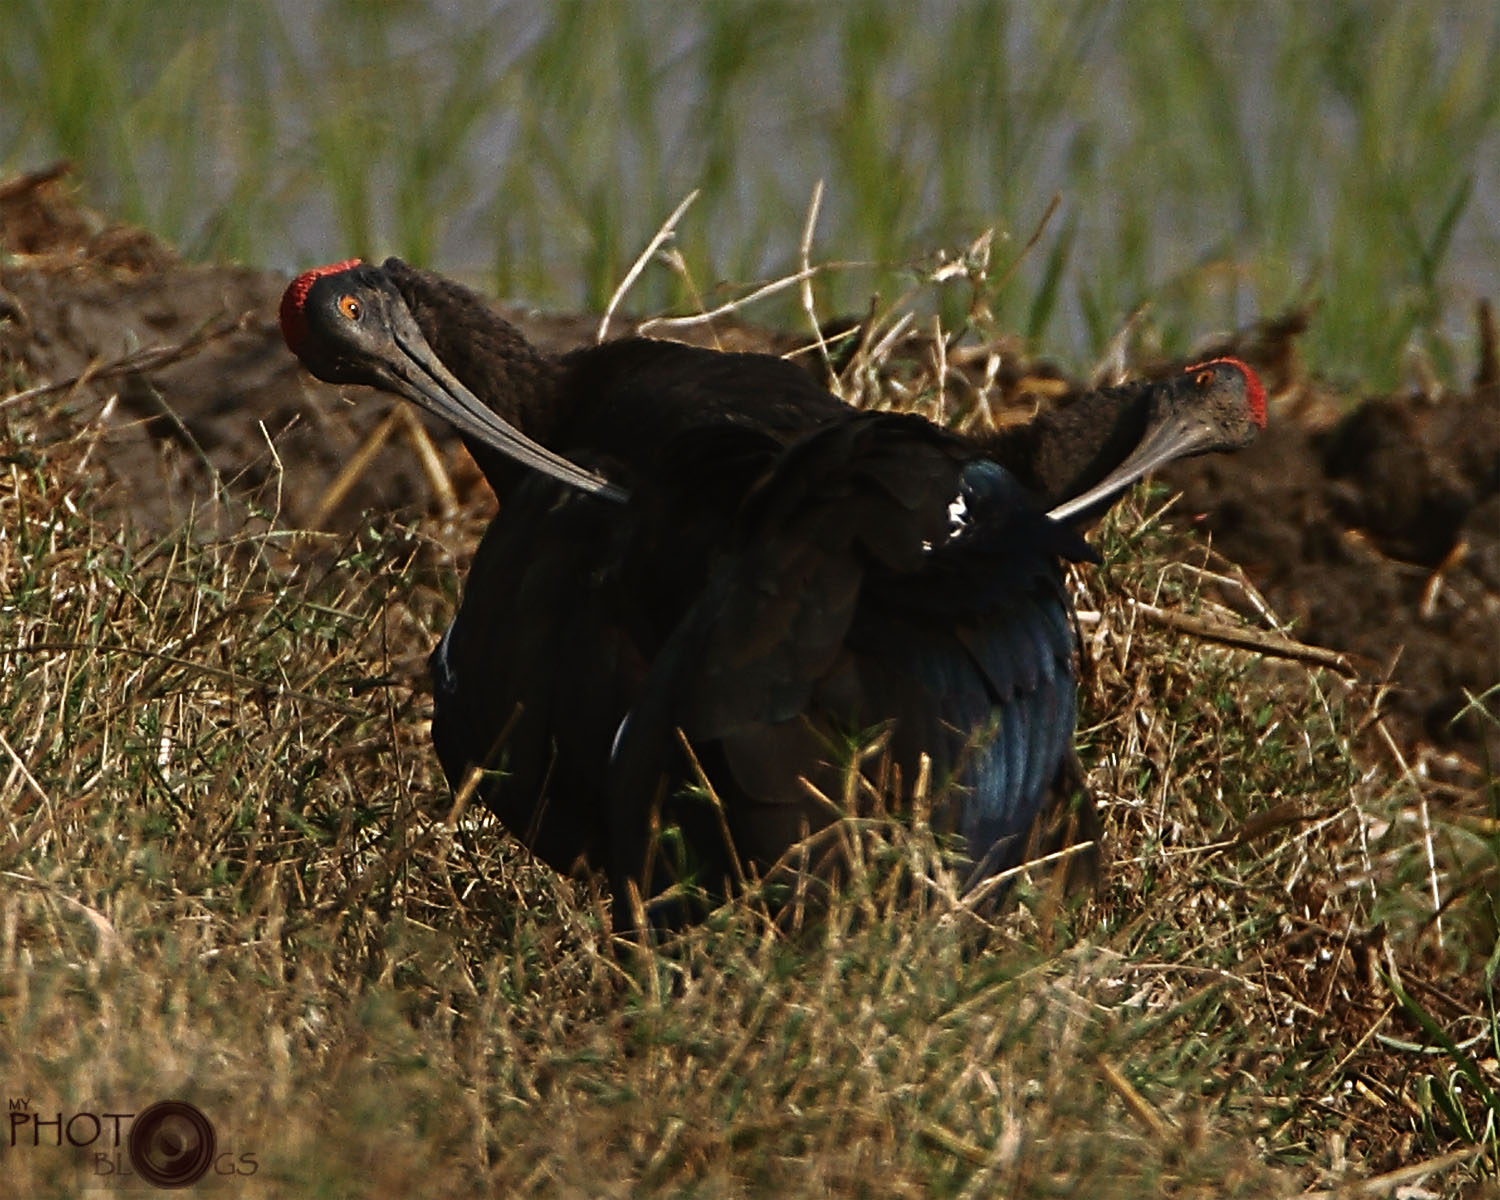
[280,257,1265,920]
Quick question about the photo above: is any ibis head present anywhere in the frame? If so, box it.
[279,259,627,503]
[1048,358,1265,523]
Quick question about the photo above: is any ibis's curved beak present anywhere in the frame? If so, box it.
[381,307,628,504]
[1048,367,1260,524]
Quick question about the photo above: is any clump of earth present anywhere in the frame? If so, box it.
[3,164,1495,782]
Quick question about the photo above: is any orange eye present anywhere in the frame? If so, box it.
[1194,370,1213,388]
[338,294,362,321]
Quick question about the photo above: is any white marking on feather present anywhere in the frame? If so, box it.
[925,490,971,554]
[432,621,457,690]
[609,711,633,764]
[946,490,969,537]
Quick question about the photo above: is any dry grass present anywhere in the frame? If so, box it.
[2,263,1496,1197]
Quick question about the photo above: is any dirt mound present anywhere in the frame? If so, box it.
[1163,388,1498,770]
[3,165,1496,776]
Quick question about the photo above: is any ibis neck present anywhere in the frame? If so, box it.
[978,380,1157,520]
[383,258,574,491]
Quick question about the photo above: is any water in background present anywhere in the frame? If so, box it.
[3,0,1496,380]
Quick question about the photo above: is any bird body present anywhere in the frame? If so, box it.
[280,257,1265,920]
[604,411,1094,910]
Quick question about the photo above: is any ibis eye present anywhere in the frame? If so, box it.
[338,294,362,321]
[1194,370,1213,388]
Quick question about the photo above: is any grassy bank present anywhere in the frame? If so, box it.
[2,332,1493,1195]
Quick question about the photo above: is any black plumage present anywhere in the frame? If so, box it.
[603,413,1093,913]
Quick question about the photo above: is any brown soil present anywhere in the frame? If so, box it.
[3,165,1496,779]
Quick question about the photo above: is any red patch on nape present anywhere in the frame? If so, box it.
[279,259,363,357]
[1184,356,1267,429]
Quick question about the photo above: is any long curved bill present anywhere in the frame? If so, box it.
[1047,411,1230,524]
[387,319,628,504]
